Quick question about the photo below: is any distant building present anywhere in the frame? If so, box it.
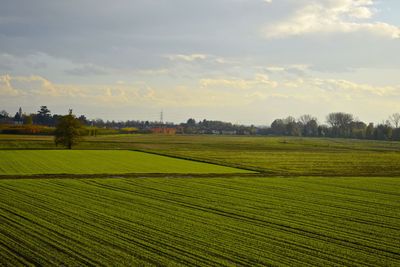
[221,130,237,135]
[13,107,23,125]
[151,127,177,135]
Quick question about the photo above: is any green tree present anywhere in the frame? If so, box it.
[270,119,286,135]
[24,115,33,125]
[38,106,51,116]
[54,109,82,149]
[37,106,52,125]
[374,124,392,140]
[0,110,9,118]
[366,123,374,139]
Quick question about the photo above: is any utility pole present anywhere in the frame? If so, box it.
[160,110,164,125]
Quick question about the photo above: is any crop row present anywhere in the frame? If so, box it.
[2,134,400,177]
[0,177,399,266]
[0,150,249,176]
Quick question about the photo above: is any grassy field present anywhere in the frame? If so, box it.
[0,177,399,266]
[2,134,399,176]
[0,134,399,266]
[0,150,250,176]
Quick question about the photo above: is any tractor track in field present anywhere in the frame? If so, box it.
[0,177,399,266]
[1,136,400,265]
[0,172,265,180]
[2,173,400,180]
[0,150,256,179]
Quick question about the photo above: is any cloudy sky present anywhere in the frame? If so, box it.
[1,0,399,124]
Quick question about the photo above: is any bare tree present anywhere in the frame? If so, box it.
[299,115,318,136]
[283,116,296,124]
[298,114,316,125]
[326,112,353,127]
[326,112,354,137]
[389,113,400,128]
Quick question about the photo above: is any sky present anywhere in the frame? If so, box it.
[0,0,399,125]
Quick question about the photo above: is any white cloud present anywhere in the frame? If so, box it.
[200,74,278,89]
[263,0,400,39]
[164,54,235,67]
[1,73,399,124]
[263,64,310,76]
[0,74,59,96]
[165,54,208,62]
[135,68,170,75]
[282,78,305,88]
[3,73,397,102]
[313,78,399,97]
[0,74,21,96]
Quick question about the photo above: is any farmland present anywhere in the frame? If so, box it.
[0,134,399,266]
[0,177,399,266]
[1,134,399,176]
[0,150,250,176]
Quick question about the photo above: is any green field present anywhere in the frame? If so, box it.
[0,177,399,266]
[0,150,250,176]
[1,134,400,176]
[0,134,399,266]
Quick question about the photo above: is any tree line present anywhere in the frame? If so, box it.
[0,106,167,131]
[1,106,400,141]
[181,113,400,141]
[266,112,400,141]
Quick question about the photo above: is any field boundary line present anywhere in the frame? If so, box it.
[128,149,266,174]
[0,173,268,180]
[2,173,398,180]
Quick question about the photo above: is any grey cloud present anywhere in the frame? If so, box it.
[1,1,400,124]
[0,1,278,69]
[65,64,110,76]
[0,56,13,71]
[1,0,399,73]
